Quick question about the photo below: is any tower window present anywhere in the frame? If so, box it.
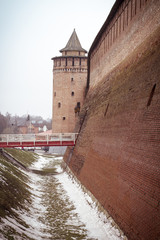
[74,102,80,115]
[54,92,56,97]
[71,92,74,96]
[63,117,66,120]
[77,102,80,107]
[58,102,61,108]
[72,58,74,66]
[71,78,74,82]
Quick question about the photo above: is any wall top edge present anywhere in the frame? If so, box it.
[51,56,88,61]
[88,0,124,57]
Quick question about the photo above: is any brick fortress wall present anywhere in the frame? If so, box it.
[89,0,160,88]
[64,0,160,239]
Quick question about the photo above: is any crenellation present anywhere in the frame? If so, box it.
[74,57,79,66]
[61,58,66,67]
[67,57,72,66]
[52,29,87,133]
[88,0,157,87]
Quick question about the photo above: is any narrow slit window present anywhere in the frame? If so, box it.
[104,103,109,116]
[58,102,61,108]
[147,84,156,107]
[71,92,74,96]
[63,117,66,120]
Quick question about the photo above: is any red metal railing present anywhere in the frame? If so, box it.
[0,133,78,148]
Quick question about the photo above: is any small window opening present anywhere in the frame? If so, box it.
[104,103,109,116]
[54,92,56,97]
[77,102,80,107]
[71,78,74,82]
[63,117,66,120]
[71,91,74,96]
[72,58,74,66]
[74,102,80,116]
[58,102,61,108]
[147,84,156,107]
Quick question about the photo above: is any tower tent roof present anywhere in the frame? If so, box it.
[60,29,87,53]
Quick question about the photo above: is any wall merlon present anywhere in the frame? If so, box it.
[88,0,160,88]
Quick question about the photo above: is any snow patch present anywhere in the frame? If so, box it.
[57,171,125,240]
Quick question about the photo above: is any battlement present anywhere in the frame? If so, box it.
[52,29,88,133]
[53,56,87,69]
[88,0,160,88]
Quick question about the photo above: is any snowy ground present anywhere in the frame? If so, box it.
[31,152,126,239]
[0,152,127,240]
[57,172,125,240]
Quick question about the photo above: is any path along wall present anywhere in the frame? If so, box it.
[64,0,160,239]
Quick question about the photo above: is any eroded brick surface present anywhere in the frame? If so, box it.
[65,25,160,240]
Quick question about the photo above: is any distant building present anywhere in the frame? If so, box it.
[18,117,48,134]
[51,29,88,133]
[18,123,39,134]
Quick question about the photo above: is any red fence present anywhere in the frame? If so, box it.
[0,133,78,148]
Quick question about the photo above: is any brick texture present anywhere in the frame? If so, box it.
[64,24,160,240]
[89,0,160,88]
[52,56,87,133]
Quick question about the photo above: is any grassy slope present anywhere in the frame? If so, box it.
[5,148,38,167]
[0,149,38,239]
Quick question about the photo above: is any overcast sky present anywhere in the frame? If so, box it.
[0,0,115,119]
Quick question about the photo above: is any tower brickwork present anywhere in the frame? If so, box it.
[52,29,87,133]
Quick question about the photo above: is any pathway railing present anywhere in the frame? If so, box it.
[0,133,78,148]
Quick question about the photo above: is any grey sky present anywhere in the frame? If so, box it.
[0,0,115,119]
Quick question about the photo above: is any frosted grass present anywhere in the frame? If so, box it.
[0,152,126,239]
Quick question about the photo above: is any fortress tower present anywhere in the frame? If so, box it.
[51,29,87,133]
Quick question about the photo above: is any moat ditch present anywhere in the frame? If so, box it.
[0,149,126,240]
